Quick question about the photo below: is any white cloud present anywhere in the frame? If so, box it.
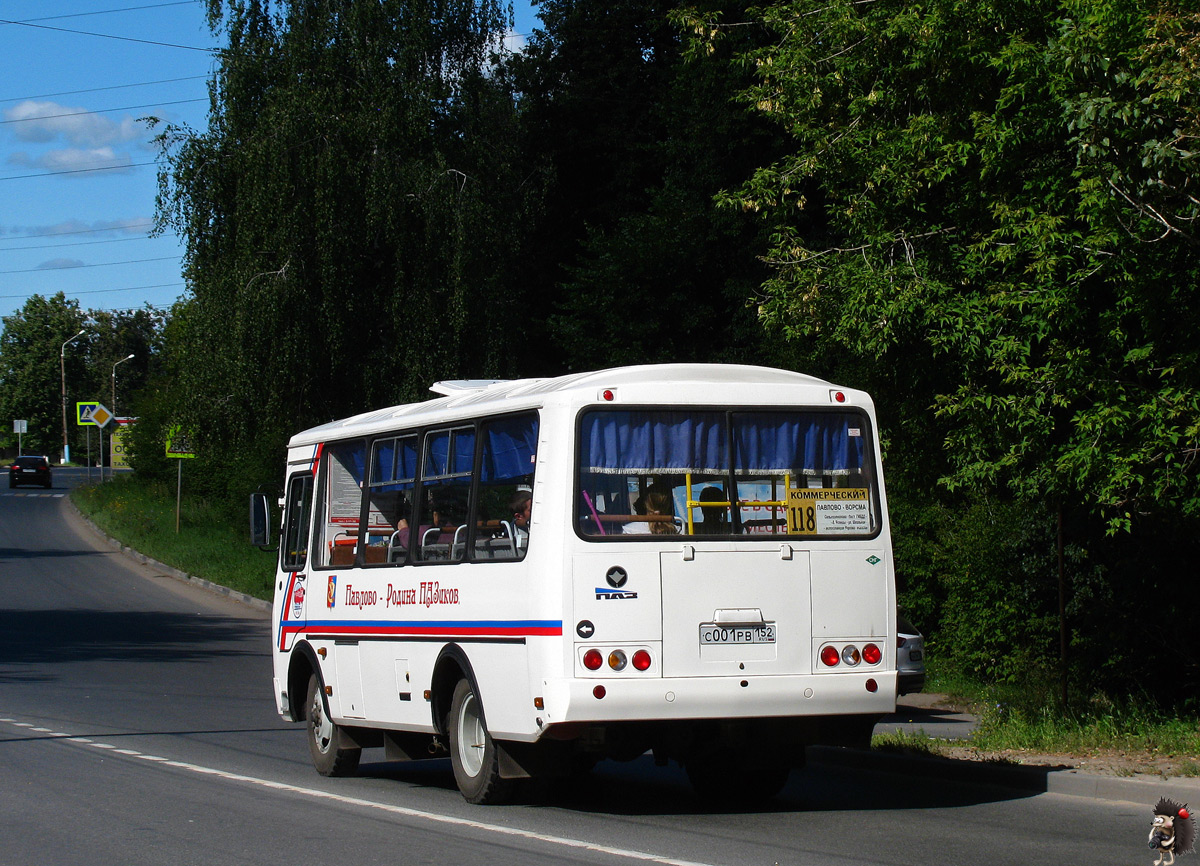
[37,258,85,269]
[0,218,154,238]
[4,100,144,147]
[8,147,134,176]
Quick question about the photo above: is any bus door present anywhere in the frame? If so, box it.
[659,549,810,677]
[274,470,314,712]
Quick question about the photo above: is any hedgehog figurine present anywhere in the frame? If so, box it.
[1150,798,1196,866]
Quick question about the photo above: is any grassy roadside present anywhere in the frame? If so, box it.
[877,673,1200,776]
[71,475,274,602]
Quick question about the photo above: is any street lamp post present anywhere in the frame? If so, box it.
[60,329,85,465]
[111,353,134,418]
[108,353,135,481]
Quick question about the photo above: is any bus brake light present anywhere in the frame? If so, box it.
[583,649,603,670]
[820,646,840,667]
[632,650,651,671]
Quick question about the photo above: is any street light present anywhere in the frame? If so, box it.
[107,353,135,482]
[111,353,134,417]
[60,329,85,465]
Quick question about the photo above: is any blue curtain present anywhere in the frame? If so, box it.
[425,429,475,478]
[372,436,419,489]
[581,411,727,474]
[580,410,865,475]
[733,412,864,475]
[481,414,539,482]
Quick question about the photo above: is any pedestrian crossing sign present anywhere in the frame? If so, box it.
[76,402,113,428]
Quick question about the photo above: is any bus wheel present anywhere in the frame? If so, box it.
[448,678,513,805]
[306,674,360,777]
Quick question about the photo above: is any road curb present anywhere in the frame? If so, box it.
[810,745,1200,805]
[66,498,271,614]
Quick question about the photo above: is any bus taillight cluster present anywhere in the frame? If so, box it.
[582,647,652,672]
[819,642,882,668]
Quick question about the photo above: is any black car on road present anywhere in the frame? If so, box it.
[9,455,52,489]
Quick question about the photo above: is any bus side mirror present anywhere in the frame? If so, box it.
[250,493,273,549]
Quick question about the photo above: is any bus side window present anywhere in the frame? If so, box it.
[317,440,367,568]
[415,427,474,563]
[474,413,538,561]
[366,435,418,565]
[281,474,313,571]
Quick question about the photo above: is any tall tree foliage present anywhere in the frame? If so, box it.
[155,0,528,494]
[0,294,87,458]
[511,0,780,370]
[680,0,1200,533]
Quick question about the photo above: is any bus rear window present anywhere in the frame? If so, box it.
[576,409,878,539]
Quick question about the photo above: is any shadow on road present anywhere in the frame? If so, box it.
[352,746,1041,816]
[0,608,262,671]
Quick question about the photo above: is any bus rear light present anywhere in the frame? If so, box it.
[862,643,882,665]
[866,678,878,693]
[608,650,628,671]
[820,646,840,667]
[841,645,861,666]
[632,650,651,671]
[593,685,606,699]
[583,649,603,670]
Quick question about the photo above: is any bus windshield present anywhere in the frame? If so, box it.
[576,409,878,538]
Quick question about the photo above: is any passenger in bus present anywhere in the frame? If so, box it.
[623,487,678,535]
[510,490,532,550]
[697,486,730,534]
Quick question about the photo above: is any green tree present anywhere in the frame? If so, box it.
[0,293,88,460]
[512,0,781,370]
[682,0,1200,533]
[155,0,529,498]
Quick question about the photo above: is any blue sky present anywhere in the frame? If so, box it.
[0,0,538,321]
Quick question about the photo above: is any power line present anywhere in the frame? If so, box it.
[14,2,196,24]
[0,224,155,241]
[0,75,208,106]
[0,256,179,275]
[0,161,156,182]
[0,17,216,52]
[0,235,159,252]
[1,97,207,125]
[0,282,184,301]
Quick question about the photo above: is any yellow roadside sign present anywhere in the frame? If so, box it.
[165,425,197,459]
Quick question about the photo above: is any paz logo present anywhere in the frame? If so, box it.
[866,555,881,566]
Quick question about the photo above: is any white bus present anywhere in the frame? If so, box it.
[252,364,897,804]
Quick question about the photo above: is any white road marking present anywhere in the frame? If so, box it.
[0,715,716,866]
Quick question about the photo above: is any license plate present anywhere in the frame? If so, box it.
[699,623,776,645]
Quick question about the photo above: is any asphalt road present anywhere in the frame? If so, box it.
[0,478,1157,866]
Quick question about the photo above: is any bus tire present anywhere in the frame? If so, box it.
[306,674,360,777]
[448,678,513,805]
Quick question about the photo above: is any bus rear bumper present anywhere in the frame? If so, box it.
[541,671,897,726]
